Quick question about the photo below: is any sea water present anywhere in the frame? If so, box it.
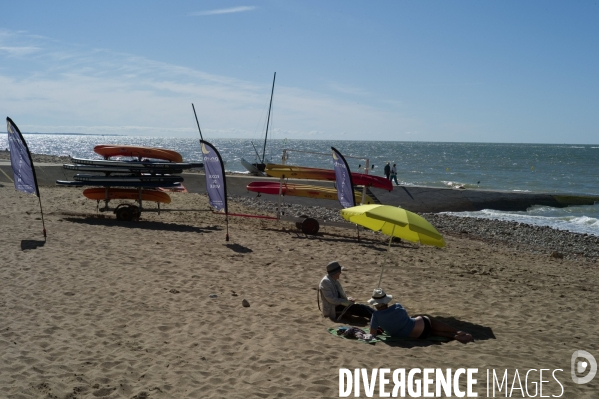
[1,135,598,236]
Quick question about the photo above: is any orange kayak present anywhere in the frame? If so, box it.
[83,188,172,204]
[94,145,183,163]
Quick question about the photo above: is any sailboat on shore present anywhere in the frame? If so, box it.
[241,72,276,175]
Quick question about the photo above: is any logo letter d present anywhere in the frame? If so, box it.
[571,350,597,384]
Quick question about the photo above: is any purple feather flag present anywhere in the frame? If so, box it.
[7,117,39,196]
[6,117,46,239]
[201,140,228,241]
[201,140,228,214]
[331,147,356,209]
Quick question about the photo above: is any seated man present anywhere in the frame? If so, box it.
[368,288,473,343]
[319,261,374,321]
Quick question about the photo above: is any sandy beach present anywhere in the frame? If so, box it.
[1,171,598,397]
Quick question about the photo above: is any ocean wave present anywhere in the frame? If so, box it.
[442,181,481,189]
[569,215,599,227]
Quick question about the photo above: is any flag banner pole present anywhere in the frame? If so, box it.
[226,216,229,242]
[38,196,47,240]
[192,104,204,141]
[6,117,47,240]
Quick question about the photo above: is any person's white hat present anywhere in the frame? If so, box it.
[326,261,343,275]
[368,288,393,306]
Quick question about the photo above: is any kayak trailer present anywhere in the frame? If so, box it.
[93,203,211,221]
[91,194,360,236]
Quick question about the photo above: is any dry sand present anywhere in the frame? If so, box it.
[1,184,598,398]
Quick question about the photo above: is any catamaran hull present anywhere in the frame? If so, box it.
[241,158,265,175]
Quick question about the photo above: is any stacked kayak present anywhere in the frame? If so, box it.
[93,144,184,163]
[82,188,172,204]
[57,145,203,203]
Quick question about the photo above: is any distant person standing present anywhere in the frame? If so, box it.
[384,162,391,180]
[390,164,399,186]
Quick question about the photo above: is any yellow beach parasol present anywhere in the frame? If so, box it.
[340,204,445,286]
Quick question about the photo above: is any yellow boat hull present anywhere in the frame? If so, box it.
[247,182,374,204]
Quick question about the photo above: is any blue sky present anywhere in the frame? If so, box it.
[1,1,598,143]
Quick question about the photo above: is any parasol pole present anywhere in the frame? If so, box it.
[377,224,396,288]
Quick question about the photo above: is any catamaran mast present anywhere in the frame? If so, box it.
[261,72,276,164]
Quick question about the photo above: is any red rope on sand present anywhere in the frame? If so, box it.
[212,211,278,220]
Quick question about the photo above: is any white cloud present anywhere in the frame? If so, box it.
[0,30,414,139]
[327,81,370,96]
[0,46,41,56]
[188,6,256,16]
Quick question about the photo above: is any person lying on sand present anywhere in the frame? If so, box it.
[319,261,374,321]
[368,288,473,343]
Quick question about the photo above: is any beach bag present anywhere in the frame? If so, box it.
[337,326,372,340]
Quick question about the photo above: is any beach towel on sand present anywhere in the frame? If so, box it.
[328,326,450,345]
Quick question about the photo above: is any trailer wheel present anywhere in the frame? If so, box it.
[296,214,309,230]
[115,204,139,221]
[130,205,141,220]
[301,217,320,235]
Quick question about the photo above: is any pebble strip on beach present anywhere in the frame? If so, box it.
[3,151,597,262]
[229,195,599,262]
[422,213,599,262]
